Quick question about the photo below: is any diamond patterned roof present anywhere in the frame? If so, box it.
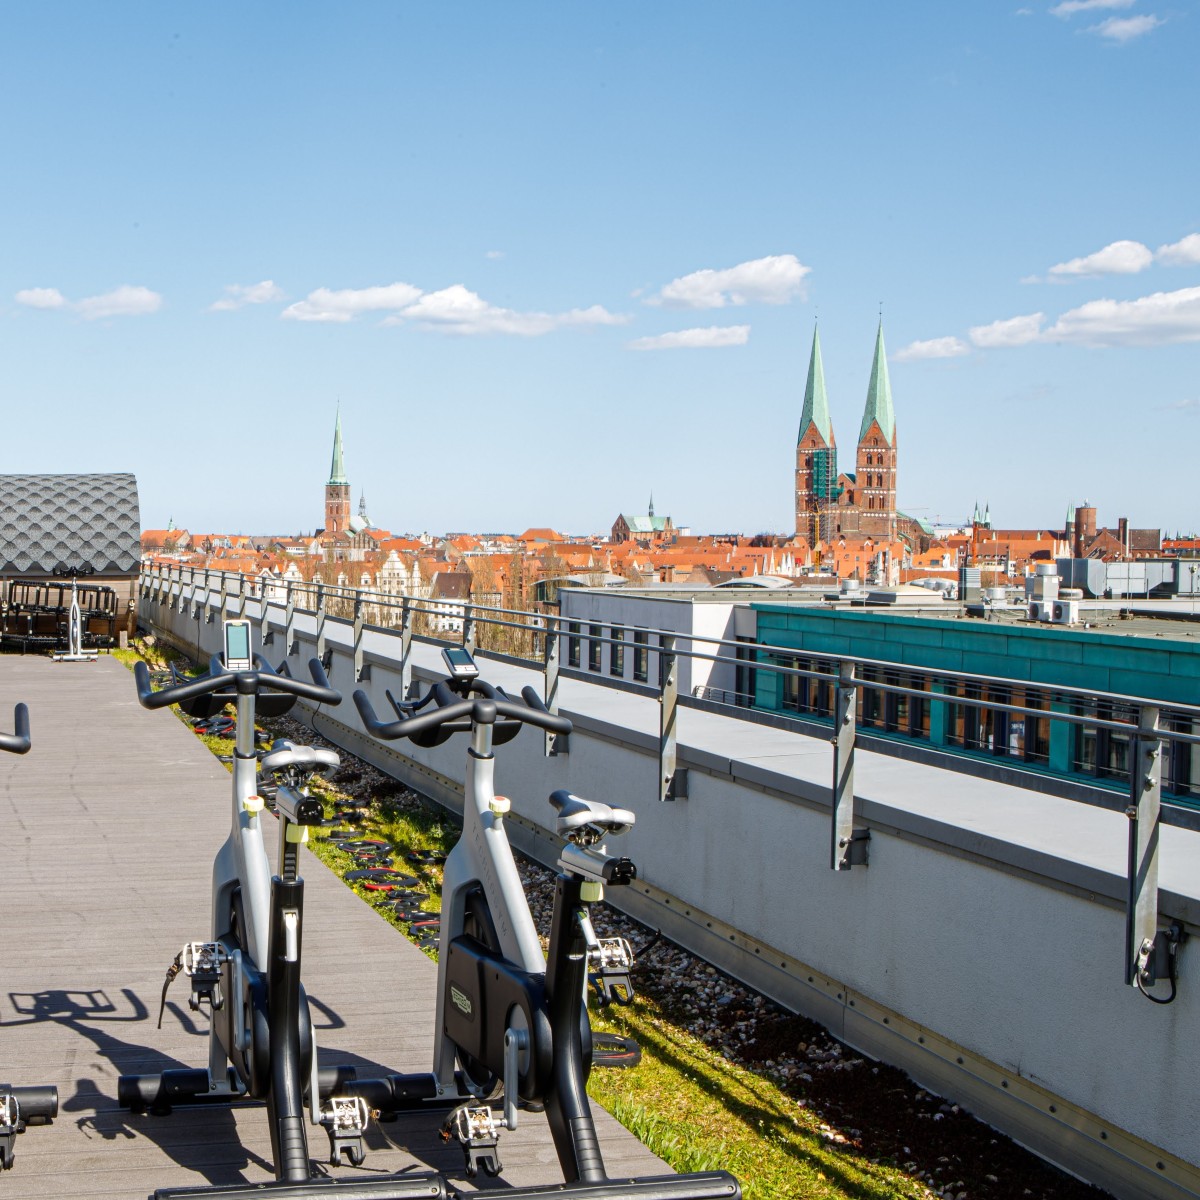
[0,473,141,576]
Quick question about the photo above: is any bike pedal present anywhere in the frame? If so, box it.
[320,1095,370,1167]
[0,1092,26,1170]
[588,936,636,1005]
[182,941,227,1011]
[442,1103,502,1178]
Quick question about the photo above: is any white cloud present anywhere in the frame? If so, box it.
[627,325,751,351]
[76,285,163,320]
[1051,0,1134,15]
[15,287,67,309]
[485,250,505,260]
[210,280,285,311]
[1043,286,1200,346]
[969,312,1044,348]
[1091,14,1164,40]
[14,283,162,319]
[1047,239,1153,279]
[893,336,970,362]
[647,254,809,309]
[390,285,627,336]
[282,283,423,323]
[1157,233,1200,266]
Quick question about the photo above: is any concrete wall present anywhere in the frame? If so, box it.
[141,575,1200,1200]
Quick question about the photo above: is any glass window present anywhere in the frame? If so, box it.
[633,629,648,683]
[588,624,602,672]
[609,624,624,677]
[567,621,580,668]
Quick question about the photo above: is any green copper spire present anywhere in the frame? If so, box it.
[797,325,834,446]
[858,322,895,446]
[328,405,348,485]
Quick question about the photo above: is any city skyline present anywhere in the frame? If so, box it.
[1,3,1197,534]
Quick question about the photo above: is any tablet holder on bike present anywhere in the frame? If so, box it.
[0,704,59,1168]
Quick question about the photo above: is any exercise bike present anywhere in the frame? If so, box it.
[351,648,740,1200]
[118,620,447,1200]
[0,703,60,1169]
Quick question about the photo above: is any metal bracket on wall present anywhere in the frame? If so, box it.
[1126,704,1170,993]
[831,661,868,870]
[315,582,327,664]
[659,635,687,801]
[352,596,371,683]
[399,600,414,698]
[542,626,567,757]
[284,582,297,658]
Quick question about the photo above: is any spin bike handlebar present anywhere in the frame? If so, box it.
[134,655,340,710]
[354,681,572,743]
[0,703,31,755]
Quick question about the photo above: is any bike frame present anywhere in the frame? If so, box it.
[433,715,545,1089]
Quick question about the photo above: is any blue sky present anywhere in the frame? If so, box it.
[2,2,1197,537]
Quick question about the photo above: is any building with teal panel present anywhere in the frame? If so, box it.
[749,604,1200,805]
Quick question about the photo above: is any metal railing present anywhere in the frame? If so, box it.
[139,563,1199,997]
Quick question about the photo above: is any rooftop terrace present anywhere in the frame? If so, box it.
[0,654,664,1196]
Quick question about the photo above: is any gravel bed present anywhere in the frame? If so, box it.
[270,716,1111,1200]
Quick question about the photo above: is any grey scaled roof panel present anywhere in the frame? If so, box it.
[0,473,141,576]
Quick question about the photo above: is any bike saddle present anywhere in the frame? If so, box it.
[548,790,635,838]
[259,740,341,780]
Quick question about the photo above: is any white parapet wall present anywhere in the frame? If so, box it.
[141,577,1200,1200]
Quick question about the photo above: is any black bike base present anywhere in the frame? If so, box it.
[153,1174,446,1200]
[152,1171,736,1200]
[120,1066,356,1115]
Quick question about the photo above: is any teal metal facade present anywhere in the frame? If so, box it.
[751,605,1199,802]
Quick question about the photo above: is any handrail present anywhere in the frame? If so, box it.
[140,561,1199,996]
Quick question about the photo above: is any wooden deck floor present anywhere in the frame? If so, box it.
[0,654,667,1198]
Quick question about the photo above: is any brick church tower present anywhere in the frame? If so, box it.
[794,325,838,544]
[853,322,897,541]
[324,407,351,535]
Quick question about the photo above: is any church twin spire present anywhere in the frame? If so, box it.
[859,322,895,446]
[797,325,834,447]
[794,319,899,546]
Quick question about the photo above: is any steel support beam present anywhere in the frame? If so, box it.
[315,582,328,666]
[542,624,567,756]
[832,662,869,869]
[284,581,296,658]
[659,635,687,801]
[1127,704,1164,987]
[353,595,370,683]
[399,599,414,699]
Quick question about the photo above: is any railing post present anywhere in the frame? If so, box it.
[832,661,869,869]
[285,580,296,657]
[659,634,687,801]
[259,578,274,645]
[462,603,475,655]
[315,581,328,666]
[399,598,414,698]
[213,573,228,625]
[353,594,371,683]
[543,622,567,757]
[235,573,247,620]
[1127,704,1167,987]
